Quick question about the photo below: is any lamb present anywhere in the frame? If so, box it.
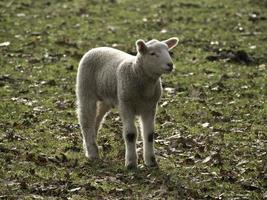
[76,37,179,169]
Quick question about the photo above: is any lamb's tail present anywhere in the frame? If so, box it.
[75,50,97,117]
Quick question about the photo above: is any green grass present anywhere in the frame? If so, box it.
[0,0,266,199]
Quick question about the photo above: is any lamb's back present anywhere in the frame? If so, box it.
[82,47,134,106]
[82,47,133,70]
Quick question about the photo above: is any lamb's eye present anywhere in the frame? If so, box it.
[150,52,156,56]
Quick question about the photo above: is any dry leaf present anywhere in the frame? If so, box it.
[0,41,10,47]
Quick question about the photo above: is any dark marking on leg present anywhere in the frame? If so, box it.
[126,133,136,143]
[148,132,154,142]
[150,155,158,167]
[151,155,156,164]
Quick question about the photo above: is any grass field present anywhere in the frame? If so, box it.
[0,0,266,199]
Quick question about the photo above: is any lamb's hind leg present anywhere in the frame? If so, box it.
[95,101,111,133]
[77,99,99,159]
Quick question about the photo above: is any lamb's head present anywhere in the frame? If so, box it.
[136,37,179,77]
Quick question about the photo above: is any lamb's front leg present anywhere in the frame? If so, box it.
[120,104,138,169]
[140,108,157,167]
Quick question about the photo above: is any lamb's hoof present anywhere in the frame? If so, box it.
[85,145,99,160]
[126,163,137,170]
[85,151,99,161]
[87,155,100,161]
[146,163,159,169]
[145,156,158,168]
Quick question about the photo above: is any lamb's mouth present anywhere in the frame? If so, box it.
[164,66,173,72]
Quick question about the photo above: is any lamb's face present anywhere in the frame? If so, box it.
[145,42,174,74]
[136,38,179,76]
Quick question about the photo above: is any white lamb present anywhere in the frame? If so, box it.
[76,37,179,169]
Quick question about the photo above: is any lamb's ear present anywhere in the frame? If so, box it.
[163,37,179,50]
[136,39,147,54]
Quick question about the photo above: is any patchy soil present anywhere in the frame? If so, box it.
[0,0,266,199]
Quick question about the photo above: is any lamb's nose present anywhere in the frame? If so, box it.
[167,63,173,71]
